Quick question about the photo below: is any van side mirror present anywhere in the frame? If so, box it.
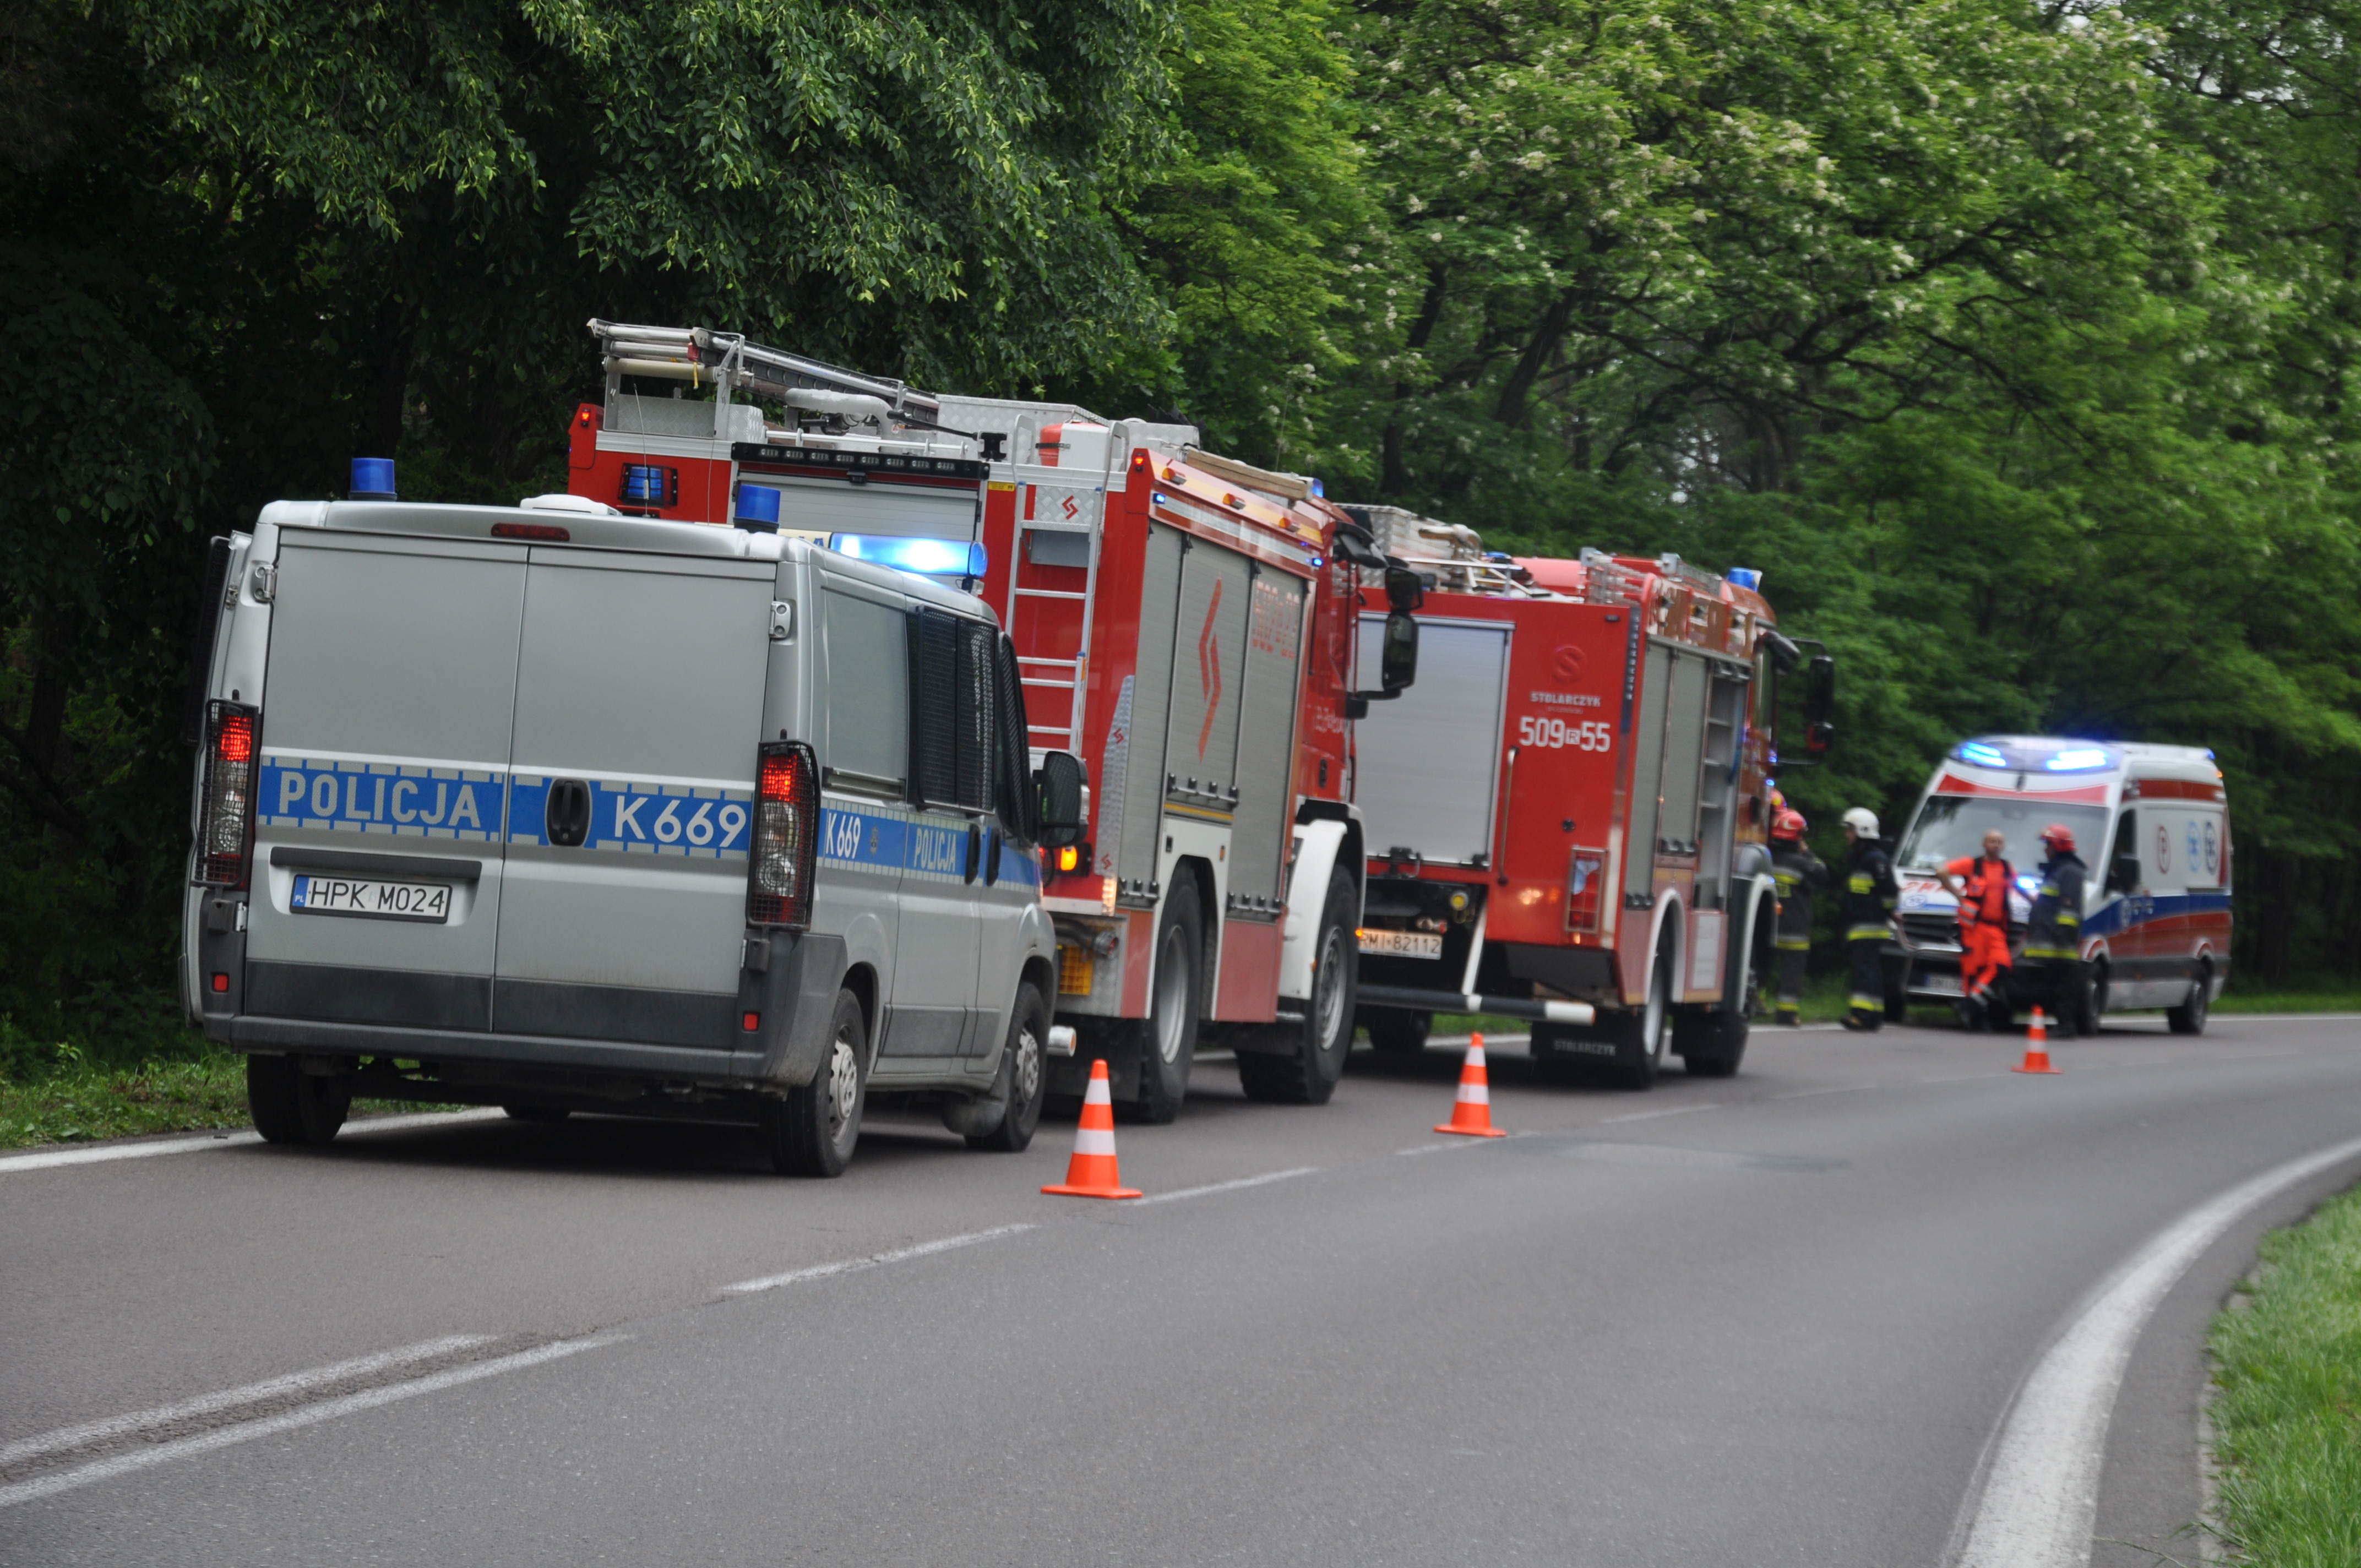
[1035,751,1087,848]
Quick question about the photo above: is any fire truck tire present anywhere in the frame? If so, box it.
[1238,869,1357,1105]
[764,988,867,1177]
[966,982,1049,1151]
[1675,1011,1749,1078]
[1129,877,1204,1124]
[1623,944,1675,1089]
[1364,1009,1432,1057]
[2166,963,2212,1036]
[246,1054,350,1146]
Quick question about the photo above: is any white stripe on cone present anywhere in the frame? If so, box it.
[1457,1082,1490,1105]
[1084,1077,1113,1106]
[1073,1128,1118,1156]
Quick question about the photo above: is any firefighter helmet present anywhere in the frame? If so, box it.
[1770,809,1807,842]
[2039,822,2077,852]
[1841,806,1879,838]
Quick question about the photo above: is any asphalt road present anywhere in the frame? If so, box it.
[5,1013,2359,1566]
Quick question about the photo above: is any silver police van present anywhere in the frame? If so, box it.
[183,486,1084,1175]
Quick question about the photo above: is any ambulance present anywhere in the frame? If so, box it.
[1887,736,2232,1033]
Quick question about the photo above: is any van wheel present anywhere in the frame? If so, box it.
[2167,965,2212,1036]
[1129,876,1203,1124]
[766,988,867,1177]
[1366,1009,1432,1057]
[1239,868,1356,1106]
[247,1054,351,1146]
[968,982,1049,1152]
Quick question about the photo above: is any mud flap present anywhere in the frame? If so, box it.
[751,932,850,1087]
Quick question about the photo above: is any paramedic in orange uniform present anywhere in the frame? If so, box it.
[1941,829,2015,1032]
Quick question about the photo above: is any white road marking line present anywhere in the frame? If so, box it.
[1772,1084,1878,1099]
[0,1335,617,1510]
[0,1108,506,1175]
[1599,1103,1721,1124]
[0,1335,494,1471]
[1950,1132,2361,1568]
[1395,1140,1484,1156]
[721,1224,1035,1295]
[1131,1167,1318,1205]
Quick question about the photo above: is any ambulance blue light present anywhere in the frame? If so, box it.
[2017,875,2042,893]
[830,533,987,578]
[1727,568,1761,591]
[2046,748,2112,772]
[1955,742,2010,770]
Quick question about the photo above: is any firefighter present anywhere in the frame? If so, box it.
[2021,823,2091,1037]
[1768,809,1825,1026]
[1940,828,2015,1032]
[1839,806,1898,1032]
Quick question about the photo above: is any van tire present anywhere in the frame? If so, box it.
[1130,877,1204,1124]
[1238,869,1356,1106]
[2167,965,2212,1036]
[766,988,867,1177]
[967,982,1049,1152]
[247,1054,350,1146]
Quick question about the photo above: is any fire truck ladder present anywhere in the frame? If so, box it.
[589,320,951,434]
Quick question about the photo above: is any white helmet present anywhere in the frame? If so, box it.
[1841,806,1879,837]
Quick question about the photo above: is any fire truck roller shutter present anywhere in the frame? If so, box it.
[1656,651,1712,859]
[1163,541,1254,809]
[760,475,977,543]
[1225,569,1309,921]
[1110,524,1189,892]
[1621,643,1673,903]
[1351,617,1513,866]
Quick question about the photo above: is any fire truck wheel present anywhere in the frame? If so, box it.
[1622,944,1675,1089]
[1676,1010,1749,1078]
[1129,877,1204,1124]
[764,988,868,1177]
[246,1054,351,1146]
[967,982,1049,1151]
[1238,868,1357,1105]
[1365,1009,1432,1057]
[2166,963,2212,1036]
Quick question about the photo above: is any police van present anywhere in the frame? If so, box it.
[1885,735,2232,1033]
[182,475,1085,1175]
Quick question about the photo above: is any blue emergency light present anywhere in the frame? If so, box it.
[1727,567,1762,591]
[830,533,988,579]
[350,458,396,500]
[1955,741,2010,770]
[735,483,781,533]
[2045,748,2112,772]
[1309,478,1325,498]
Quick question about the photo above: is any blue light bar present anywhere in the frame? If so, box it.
[2016,874,2042,893]
[830,533,987,579]
[2046,747,2112,772]
[1727,567,1761,591]
[1954,741,2010,769]
[350,457,396,500]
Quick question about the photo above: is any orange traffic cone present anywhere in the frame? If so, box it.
[1042,1059,1143,1199]
[2013,1007,2061,1075]
[1435,1032,1509,1137]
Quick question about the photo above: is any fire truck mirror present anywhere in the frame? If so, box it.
[1384,565,1426,612]
[1380,609,1420,694]
[1035,751,1088,848]
[1804,655,1836,733]
[1760,629,1803,674]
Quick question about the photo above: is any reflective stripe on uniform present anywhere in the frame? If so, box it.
[2022,946,2076,961]
[1775,937,1810,951]
[1848,994,1882,1010]
[1849,873,1873,893]
[1846,924,1891,941]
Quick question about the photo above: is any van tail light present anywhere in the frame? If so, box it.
[197,701,259,887]
[747,741,819,929]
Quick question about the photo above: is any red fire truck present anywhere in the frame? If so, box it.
[1347,509,1832,1087]
[565,323,1422,1119]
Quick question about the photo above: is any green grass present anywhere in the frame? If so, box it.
[2216,982,2361,1015]
[2207,1183,2361,1565]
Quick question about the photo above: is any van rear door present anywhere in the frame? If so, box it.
[247,531,527,1031]
[495,548,778,1047]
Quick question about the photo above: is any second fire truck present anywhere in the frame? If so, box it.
[1346,508,1833,1087]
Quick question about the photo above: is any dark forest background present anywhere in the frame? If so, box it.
[6,0,2359,1053]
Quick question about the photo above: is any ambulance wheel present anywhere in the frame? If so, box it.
[2167,963,2212,1036]
[247,1054,351,1146]
[1366,1009,1432,1057]
[1129,878,1204,1124]
[766,988,867,1177]
[968,982,1049,1152]
[1239,869,1356,1106]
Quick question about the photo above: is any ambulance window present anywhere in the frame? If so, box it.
[822,589,907,791]
[2104,809,2139,894]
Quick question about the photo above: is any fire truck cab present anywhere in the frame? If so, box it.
[1349,510,1826,1087]
[1888,737,2231,1033]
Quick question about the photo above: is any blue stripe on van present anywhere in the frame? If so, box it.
[508,775,752,858]
[2082,889,2233,938]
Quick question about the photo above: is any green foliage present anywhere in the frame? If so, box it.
[2208,1183,2361,1565]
